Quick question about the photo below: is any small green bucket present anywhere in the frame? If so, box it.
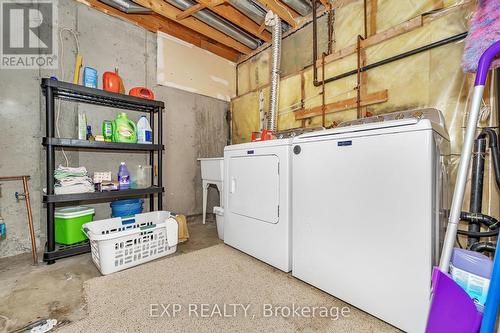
[55,206,95,245]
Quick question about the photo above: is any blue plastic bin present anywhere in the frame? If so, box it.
[110,199,143,217]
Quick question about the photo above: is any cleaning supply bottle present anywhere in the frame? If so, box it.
[86,125,95,141]
[112,113,137,143]
[78,112,87,140]
[117,162,130,190]
[102,120,113,142]
[137,116,152,144]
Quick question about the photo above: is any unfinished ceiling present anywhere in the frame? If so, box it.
[79,0,320,62]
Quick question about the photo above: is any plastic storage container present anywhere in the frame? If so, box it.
[110,199,143,217]
[131,165,152,189]
[213,206,224,240]
[450,248,493,309]
[55,206,94,245]
[82,211,178,275]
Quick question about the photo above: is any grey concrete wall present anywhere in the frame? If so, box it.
[160,88,228,215]
[0,0,228,258]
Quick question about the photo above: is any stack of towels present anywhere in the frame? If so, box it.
[54,166,94,195]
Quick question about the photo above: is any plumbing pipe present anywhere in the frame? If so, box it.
[266,10,282,133]
[457,229,498,238]
[166,0,262,49]
[479,128,500,189]
[468,136,487,246]
[310,0,468,87]
[0,176,37,264]
[439,41,500,273]
[470,242,496,253]
[461,212,499,230]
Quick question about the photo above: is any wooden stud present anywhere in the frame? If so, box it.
[295,90,388,120]
[256,0,298,28]
[133,0,252,54]
[80,0,241,62]
[369,0,377,36]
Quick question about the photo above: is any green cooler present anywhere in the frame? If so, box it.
[55,206,95,245]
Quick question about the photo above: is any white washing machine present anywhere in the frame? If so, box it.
[223,138,292,272]
[291,109,450,333]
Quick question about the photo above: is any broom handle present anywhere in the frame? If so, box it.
[439,41,500,273]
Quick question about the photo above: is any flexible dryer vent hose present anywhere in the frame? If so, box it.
[266,11,281,133]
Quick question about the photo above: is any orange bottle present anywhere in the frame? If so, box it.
[103,69,121,93]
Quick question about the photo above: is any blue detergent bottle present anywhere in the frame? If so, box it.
[117,162,130,190]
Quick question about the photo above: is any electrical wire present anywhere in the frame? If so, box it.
[56,27,80,167]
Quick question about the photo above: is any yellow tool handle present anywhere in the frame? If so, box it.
[73,54,82,84]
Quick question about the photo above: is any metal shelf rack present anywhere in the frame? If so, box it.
[41,78,164,264]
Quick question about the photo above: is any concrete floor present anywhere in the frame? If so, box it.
[0,215,221,333]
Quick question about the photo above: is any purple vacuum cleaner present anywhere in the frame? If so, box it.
[426,41,500,333]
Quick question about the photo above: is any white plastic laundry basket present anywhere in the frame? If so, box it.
[82,211,178,275]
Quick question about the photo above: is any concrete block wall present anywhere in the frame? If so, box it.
[0,0,228,258]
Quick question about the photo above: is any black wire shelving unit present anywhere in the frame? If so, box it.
[41,78,164,264]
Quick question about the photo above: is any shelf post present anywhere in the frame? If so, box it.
[158,106,163,210]
[149,110,155,211]
[45,85,56,264]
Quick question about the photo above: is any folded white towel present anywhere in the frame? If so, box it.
[54,183,94,195]
[57,176,93,187]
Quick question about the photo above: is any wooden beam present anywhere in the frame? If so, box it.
[176,3,207,20]
[133,0,252,54]
[208,2,272,41]
[295,90,388,120]
[369,0,377,36]
[79,0,241,61]
[316,15,423,67]
[256,0,298,27]
[319,0,330,8]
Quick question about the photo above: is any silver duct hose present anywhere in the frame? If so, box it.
[166,0,261,49]
[265,11,281,132]
[101,0,152,13]
[281,0,311,16]
[228,0,268,30]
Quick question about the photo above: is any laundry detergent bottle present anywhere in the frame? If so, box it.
[117,162,130,190]
[112,112,137,143]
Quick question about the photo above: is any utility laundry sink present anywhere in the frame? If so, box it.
[198,157,223,224]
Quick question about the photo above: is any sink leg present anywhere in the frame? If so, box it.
[202,181,208,224]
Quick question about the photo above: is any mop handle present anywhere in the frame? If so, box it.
[439,41,500,273]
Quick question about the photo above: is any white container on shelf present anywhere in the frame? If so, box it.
[82,211,178,275]
[137,116,152,144]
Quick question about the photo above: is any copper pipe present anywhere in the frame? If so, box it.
[0,176,27,181]
[22,176,37,264]
[327,4,334,55]
[0,175,38,264]
[356,35,364,118]
[363,0,368,39]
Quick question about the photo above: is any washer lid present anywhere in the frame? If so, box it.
[295,108,448,141]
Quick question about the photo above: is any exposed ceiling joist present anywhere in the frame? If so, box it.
[132,0,252,54]
[79,0,241,61]
[176,3,207,19]
[256,0,298,27]
[209,2,272,41]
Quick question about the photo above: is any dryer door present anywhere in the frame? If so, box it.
[228,154,280,224]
